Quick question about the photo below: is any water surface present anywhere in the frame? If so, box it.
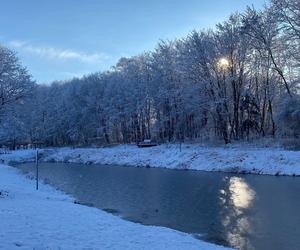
[16,162,300,250]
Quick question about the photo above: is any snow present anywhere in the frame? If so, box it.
[0,164,228,249]
[1,144,298,248]
[2,144,299,176]
[0,149,36,163]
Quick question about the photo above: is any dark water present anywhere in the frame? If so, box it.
[16,163,300,250]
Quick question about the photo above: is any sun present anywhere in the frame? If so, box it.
[218,57,230,69]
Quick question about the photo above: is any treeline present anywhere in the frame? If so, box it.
[0,0,300,147]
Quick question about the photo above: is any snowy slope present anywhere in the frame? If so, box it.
[0,149,36,164]
[0,164,229,249]
[1,144,300,176]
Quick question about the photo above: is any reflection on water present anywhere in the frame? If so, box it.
[220,177,256,249]
[229,177,256,210]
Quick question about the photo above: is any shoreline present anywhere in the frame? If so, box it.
[0,163,229,249]
[1,143,299,248]
[1,144,300,176]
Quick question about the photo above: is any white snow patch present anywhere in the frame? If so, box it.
[2,144,299,176]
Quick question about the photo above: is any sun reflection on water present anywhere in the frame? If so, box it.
[219,177,256,249]
[229,177,256,209]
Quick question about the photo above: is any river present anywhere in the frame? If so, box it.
[15,162,300,250]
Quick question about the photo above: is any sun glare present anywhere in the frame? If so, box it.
[218,57,230,69]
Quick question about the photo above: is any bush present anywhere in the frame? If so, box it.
[280,138,300,151]
[277,95,300,138]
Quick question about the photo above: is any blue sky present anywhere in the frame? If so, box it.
[0,0,265,83]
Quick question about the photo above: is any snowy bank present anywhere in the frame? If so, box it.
[1,144,300,176]
[0,149,37,164]
[0,164,228,249]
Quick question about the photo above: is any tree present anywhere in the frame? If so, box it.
[242,7,292,97]
[3,1,299,146]
[0,45,34,110]
[0,45,34,148]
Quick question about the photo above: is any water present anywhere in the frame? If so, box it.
[15,162,300,250]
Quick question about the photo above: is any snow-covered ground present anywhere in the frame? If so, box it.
[1,144,300,176]
[0,149,37,164]
[0,164,228,249]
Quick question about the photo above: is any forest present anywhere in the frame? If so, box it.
[0,0,299,147]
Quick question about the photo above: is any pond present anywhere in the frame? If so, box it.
[15,162,300,250]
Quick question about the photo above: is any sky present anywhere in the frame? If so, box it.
[0,0,265,84]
